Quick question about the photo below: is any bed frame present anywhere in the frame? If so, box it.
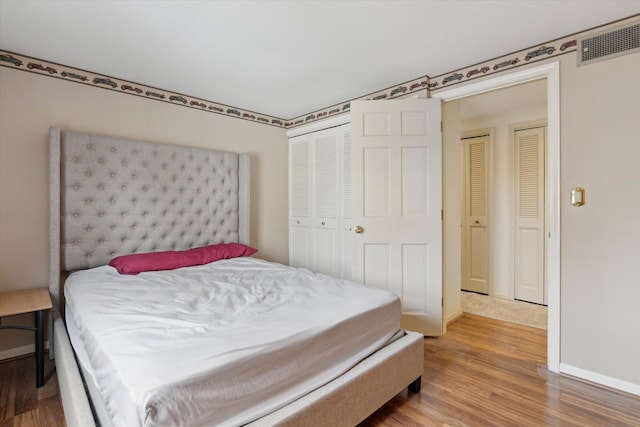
[48,127,424,427]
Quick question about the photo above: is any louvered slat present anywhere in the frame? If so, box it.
[343,131,352,220]
[518,134,539,219]
[291,141,309,217]
[469,141,486,217]
[315,135,337,219]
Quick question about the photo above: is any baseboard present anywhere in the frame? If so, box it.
[446,310,464,325]
[560,363,640,397]
[0,341,50,361]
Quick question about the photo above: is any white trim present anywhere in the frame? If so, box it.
[286,114,350,138]
[433,62,561,373]
[0,341,50,360]
[560,363,640,397]
[445,310,464,325]
[432,63,557,101]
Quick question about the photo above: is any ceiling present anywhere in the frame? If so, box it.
[1,1,638,119]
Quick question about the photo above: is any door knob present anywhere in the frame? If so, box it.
[475,220,480,224]
[354,225,364,234]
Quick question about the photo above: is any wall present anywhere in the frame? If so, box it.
[442,101,462,324]
[0,67,289,355]
[559,51,640,387]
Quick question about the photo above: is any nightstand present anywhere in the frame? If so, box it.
[0,288,53,387]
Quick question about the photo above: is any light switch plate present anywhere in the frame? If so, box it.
[571,187,585,206]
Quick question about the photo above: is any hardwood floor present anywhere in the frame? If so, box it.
[0,353,64,427]
[1,314,638,426]
[361,313,640,426]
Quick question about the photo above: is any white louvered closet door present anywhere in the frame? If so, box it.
[289,123,351,278]
[289,138,312,268]
[340,129,353,280]
[313,131,339,277]
[514,127,546,304]
[463,135,489,294]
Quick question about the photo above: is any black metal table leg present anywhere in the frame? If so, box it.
[35,310,45,387]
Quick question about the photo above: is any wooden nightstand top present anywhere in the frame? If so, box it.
[0,288,52,317]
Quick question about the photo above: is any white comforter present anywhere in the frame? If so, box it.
[64,257,400,427]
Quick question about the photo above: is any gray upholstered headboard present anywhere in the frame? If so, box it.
[49,127,250,318]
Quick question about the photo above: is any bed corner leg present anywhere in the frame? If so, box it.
[408,376,422,393]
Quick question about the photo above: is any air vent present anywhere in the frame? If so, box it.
[577,23,639,66]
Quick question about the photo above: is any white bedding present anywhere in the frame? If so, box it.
[64,257,401,427]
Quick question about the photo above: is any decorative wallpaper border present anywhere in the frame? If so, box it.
[428,36,578,91]
[1,15,636,130]
[0,50,286,128]
[287,75,429,128]
[428,15,637,90]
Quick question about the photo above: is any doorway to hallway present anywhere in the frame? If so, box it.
[436,61,561,372]
[457,80,548,307]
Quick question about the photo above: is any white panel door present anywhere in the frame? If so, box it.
[463,135,489,294]
[514,127,545,304]
[351,99,443,336]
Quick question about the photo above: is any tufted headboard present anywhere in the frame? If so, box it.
[49,127,250,318]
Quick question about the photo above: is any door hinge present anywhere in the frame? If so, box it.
[441,297,444,308]
[440,121,443,132]
[441,209,443,220]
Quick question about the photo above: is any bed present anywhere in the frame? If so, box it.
[48,127,424,427]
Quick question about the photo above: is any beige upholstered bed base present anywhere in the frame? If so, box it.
[55,317,424,427]
[49,127,425,426]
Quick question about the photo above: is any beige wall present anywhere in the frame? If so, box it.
[559,51,640,385]
[0,67,289,354]
[442,101,462,323]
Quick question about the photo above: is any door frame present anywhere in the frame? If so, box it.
[433,62,560,373]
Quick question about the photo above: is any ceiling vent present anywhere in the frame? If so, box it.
[577,22,639,66]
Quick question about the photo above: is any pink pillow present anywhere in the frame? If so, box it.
[109,242,257,275]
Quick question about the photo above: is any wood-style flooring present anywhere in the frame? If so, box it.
[0,353,64,427]
[361,313,640,426]
[1,313,639,426]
